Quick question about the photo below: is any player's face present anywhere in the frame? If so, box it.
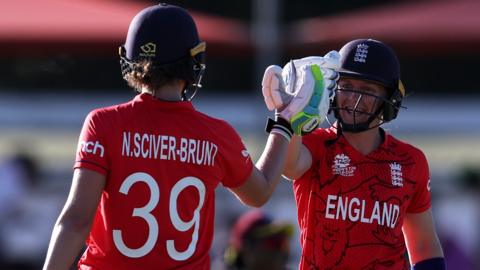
[336,78,387,125]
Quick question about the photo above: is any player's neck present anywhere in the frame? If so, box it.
[141,81,186,102]
[343,127,383,156]
[152,89,182,101]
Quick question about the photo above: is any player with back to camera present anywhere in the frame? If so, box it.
[262,39,445,270]
[41,3,339,270]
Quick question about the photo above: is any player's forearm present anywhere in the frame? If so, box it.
[255,133,290,204]
[43,217,91,270]
[283,135,302,179]
[403,210,445,266]
[408,236,444,265]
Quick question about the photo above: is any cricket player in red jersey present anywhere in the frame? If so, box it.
[263,39,445,270]
[42,3,338,270]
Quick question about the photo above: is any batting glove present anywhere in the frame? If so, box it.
[262,51,340,136]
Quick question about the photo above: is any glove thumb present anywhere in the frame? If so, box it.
[262,65,292,111]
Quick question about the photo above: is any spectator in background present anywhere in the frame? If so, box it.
[224,210,294,270]
[0,151,41,270]
[437,167,480,270]
[456,167,480,270]
[0,151,37,221]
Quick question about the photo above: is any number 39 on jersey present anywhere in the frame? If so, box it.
[113,172,206,261]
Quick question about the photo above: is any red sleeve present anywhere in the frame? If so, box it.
[297,129,327,181]
[216,122,253,188]
[407,150,431,213]
[73,110,110,175]
[302,130,323,163]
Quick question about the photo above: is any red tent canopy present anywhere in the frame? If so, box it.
[288,0,480,56]
[0,0,252,56]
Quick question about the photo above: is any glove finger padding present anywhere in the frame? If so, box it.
[282,51,340,102]
[262,65,293,111]
[278,64,327,135]
[290,51,340,72]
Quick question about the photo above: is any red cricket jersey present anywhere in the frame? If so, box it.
[73,93,253,270]
[294,127,431,270]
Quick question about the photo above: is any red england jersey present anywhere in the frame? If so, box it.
[294,127,431,270]
[73,93,253,270]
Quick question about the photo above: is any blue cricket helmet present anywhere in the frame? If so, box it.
[338,39,401,92]
[124,3,202,64]
[337,39,405,123]
[120,3,206,100]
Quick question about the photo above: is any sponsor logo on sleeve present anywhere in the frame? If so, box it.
[79,141,105,157]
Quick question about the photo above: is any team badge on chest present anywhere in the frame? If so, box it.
[390,162,403,187]
[332,154,356,176]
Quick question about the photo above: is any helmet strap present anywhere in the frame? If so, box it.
[334,101,386,133]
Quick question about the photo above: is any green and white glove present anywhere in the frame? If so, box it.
[262,51,340,136]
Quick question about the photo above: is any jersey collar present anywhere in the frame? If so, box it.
[337,127,390,158]
[134,93,195,111]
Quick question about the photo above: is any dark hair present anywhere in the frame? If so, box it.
[122,57,196,93]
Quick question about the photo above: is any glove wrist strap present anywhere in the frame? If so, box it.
[265,117,293,141]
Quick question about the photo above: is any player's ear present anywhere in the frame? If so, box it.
[179,79,187,90]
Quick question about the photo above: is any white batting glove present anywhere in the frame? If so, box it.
[285,51,340,93]
[262,65,289,111]
[262,51,340,135]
